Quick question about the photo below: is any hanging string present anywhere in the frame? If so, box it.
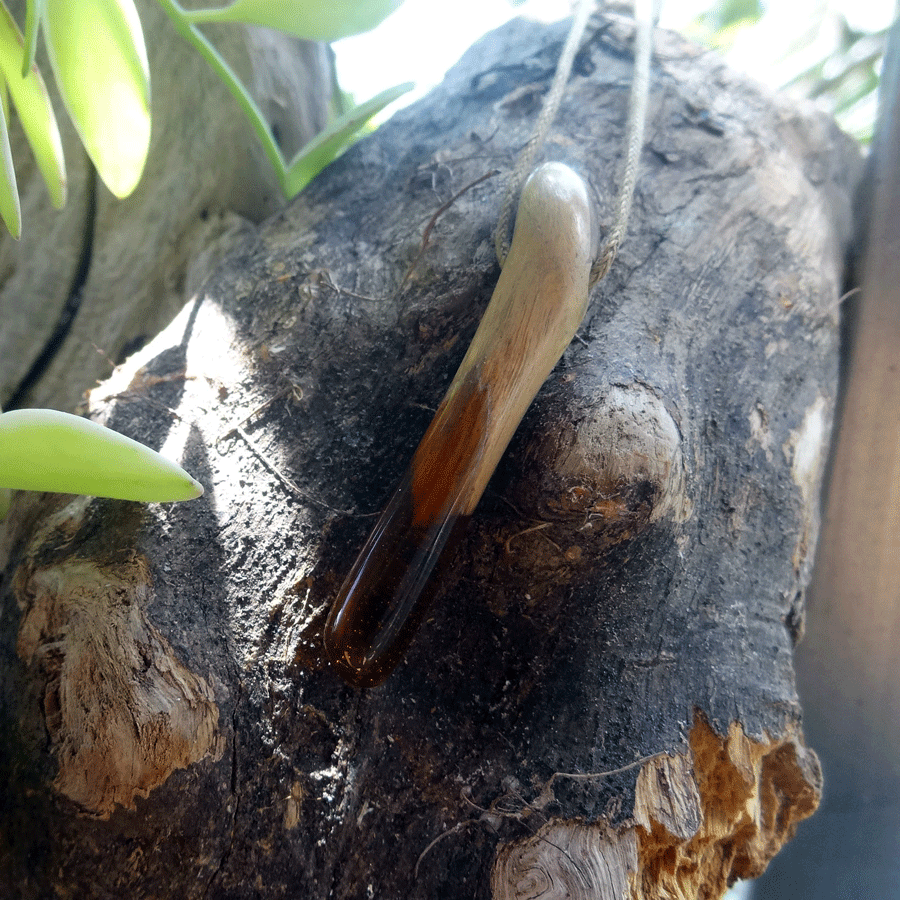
[492,0,657,289]
[590,0,655,286]
[493,0,595,268]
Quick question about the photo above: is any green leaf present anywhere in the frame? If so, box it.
[0,1,65,207]
[42,0,150,198]
[0,409,204,502]
[0,78,22,237]
[186,0,404,42]
[22,0,45,77]
[284,82,413,196]
[700,0,763,32]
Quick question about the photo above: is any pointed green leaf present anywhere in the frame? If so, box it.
[0,2,65,207]
[43,0,150,198]
[0,409,204,502]
[22,0,45,77]
[187,0,404,42]
[284,82,412,196]
[0,78,22,238]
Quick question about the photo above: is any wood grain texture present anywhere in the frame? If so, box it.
[0,12,860,899]
[449,162,593,509]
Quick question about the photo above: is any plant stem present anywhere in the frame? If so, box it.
[178,6,233,26]
[153,0,288,194]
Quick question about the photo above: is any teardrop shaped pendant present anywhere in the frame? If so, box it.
[324,162,594,687]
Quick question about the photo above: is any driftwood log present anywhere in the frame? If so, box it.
[0,13,861,899]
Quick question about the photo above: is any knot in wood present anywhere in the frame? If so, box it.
[516,382,692,541]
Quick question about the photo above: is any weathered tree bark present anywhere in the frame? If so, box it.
[0,13,860,899]
[0,0,334,412]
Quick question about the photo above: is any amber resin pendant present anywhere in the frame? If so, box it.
[323,162,594,687]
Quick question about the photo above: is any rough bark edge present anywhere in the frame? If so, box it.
[490,713,821,898]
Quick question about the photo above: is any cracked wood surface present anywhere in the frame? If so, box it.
[0,12,860,899]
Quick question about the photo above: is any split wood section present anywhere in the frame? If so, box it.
[11,497,223,817]
[491,715,821,899]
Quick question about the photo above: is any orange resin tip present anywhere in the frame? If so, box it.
[324,162,594,687]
